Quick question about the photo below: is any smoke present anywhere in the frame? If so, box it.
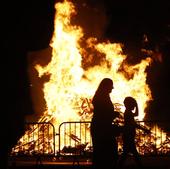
[71,0,109,39]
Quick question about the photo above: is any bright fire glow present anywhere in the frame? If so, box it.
[36,0,152,124]
[12,0,169,155]
[34,0,153,150]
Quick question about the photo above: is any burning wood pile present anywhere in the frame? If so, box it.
[61,133,88,155]
[61,143,88,155]
[11,110,170,157]
[11,123,55,156]
[11,0,170,158]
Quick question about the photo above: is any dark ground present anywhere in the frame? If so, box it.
[8,155,170,169]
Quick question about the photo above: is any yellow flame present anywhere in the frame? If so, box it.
[33,0,155,150]
[14,0,169,153]
[35,0,152,125]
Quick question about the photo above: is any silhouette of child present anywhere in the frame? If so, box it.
[118,96,150,168]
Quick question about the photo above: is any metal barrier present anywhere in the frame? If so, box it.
[134,121,170,155]
[11,122,56,156]
[11,121,170,157]
[55,121,93,165]
[57,121,170,156]
[57,121,92,156]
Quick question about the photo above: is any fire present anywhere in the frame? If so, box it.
[34,0,152,150]
[12,0,169,155]
[35,0,152,124]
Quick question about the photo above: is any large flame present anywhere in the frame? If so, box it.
[35,0,152,126]
[13,0,170,155]
[32,0,154,151]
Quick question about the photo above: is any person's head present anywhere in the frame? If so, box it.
[124,96,137,110]
[96,78,114,95]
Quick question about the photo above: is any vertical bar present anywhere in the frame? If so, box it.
[155,124,157,154]
[58,123,61,155]
[84,122,87,143]
[69,123,71,147]
[47,124,50,154]
[33,124,35,153]
[64,123,66,148]
[43,124,45,154]
[160,123,162,154]
[38,123,40,152]
[79,121,82,143]
[52,123,56,156]
[75,122,76,147]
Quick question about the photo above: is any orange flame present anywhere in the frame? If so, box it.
[14,0,170,154]
[35,0,152,125]
[32,0,154,150]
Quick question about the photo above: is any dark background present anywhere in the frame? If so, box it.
[2,0,56,168]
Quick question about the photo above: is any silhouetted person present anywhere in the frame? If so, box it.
[1,1,55,168]
[90,78,120,169]
[118,96,150,168]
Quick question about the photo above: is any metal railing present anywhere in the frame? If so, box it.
[11,121,170,157]
[57,121,170,156]
[134,121,170,155]
[57,121,92,156]
[11,122,56,156]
